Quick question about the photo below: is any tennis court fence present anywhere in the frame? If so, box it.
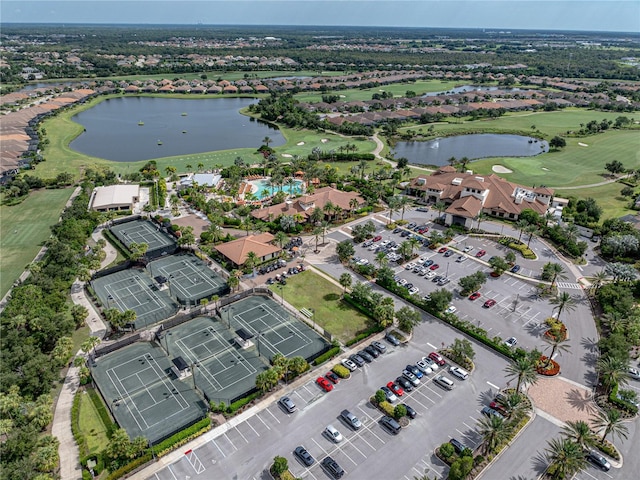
[93,333,141,359]
[110,214,142,226]
[91,261,134,280]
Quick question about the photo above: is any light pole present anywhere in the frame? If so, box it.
[257,331,262,358]
[279,283,284,305]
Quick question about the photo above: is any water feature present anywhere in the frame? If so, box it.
[422,85,521,97]
[69,97,285,162]
[248,178,304,199]
[393,134,548,167]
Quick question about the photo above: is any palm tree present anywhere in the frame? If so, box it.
[274,231,288,249]
[323,200,336,221]
[312,227,323,253]
[504,357,538,392]
[245,251,259,275]
[476,414,510,455]
[525,223,539,248]
[592,408,629,443]
[596,356,629,394]
[590,269,609,293]
[349,198,360,215]
[601,311,627,334]
[375,251,389,269]
[550,292,577,321]
[515,219,529,243]
[227,272,240,292]
[561,420,596,450]
[262,136,272,148]
[499,392,531,418]
[434,201,446,218]
[339,273,352,296]
[398,196,412,221]
[387,196,401,224]
[548,263,567,289]
[475,211,487,231]
[544,437,588,480]
[542,335,571,368]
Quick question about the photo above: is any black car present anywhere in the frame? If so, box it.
[393,227,402,233]
[385,332,400,346]
[349,354,365,367]
[364,345,380,358]
[450,438,466,454]
[395,376,413,392]
[321,456,344,479]
[586,452,610,471]
[358,350,374,363]
[371,341,387,354]
[402,403,417,419]
[294,445,315,466]
[265,278,274,285]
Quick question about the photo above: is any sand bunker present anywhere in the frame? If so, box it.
[281,154,292,158]
[296,141,305,146]
[542,167,550,171]
[321,138,329,143]
[578,142,588,147]
[492,165,513,174]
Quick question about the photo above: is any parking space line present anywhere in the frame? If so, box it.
[210,439,226,458]
[263,407,280,424]
[166,465,178,480]
[255,413,271,430]
[487,381,500,390]
[364,425,385,444]
[407,394,429,410]
[234,425,250,443]
[420,385,442,400]
[223,432,238,451]
[348,440,368,460]
[341,450,359,466]
[245,420,260,437]
[357,434,378,451]
[311,438,328,455]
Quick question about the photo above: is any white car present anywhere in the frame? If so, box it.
[357,258,369,266]
[417,268,428,276]
[445,305,457,314]
[398,278,408,286]
[404,262,416,270]
[504,337,518,348]
[450,366,469,380]
[324,424,343,443]
[628,367,640,380]
[425,271,437,279]
[463,246,474,253]
[408,287,420,295]
[341,358,358,371]
[421,356,439,372]
[416,359,434,375]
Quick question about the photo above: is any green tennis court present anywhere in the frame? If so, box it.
[110,218,176,256]
[91,268,179,329]
[148,253,229,305]
[90,342,207,445]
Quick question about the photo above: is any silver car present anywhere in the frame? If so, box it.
[402,369,420,386]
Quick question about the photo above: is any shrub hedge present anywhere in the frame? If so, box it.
[377,400,395,417]
[227,391,261,414]
[331,364,351,378]
[155,417,212,457]
[71,393,89,460]
[313,346,341,366]
[345,324,384,347]
[104,453,153,480]
[609,383,639,415]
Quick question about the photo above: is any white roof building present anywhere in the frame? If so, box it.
[89,184,140,212]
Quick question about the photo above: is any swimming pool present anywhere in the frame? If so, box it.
[248,178,304,199]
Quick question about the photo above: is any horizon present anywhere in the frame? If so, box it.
[2,1,639,34]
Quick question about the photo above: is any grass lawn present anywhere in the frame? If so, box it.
[554,181,637,221]
[0,188,73,297]
[78,389,110,455]
[269,270,375,343]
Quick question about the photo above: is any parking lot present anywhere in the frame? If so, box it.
[149,319,513,480]
[344,216,577,352]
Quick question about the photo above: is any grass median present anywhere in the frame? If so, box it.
[269,269,375,344]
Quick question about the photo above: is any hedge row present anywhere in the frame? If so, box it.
[102,229,131,259]
[155,417,212,457]
[87,387,117,438]
[71,393,89,460]
[508,242,536,259]
[313,346,341,366]
[104,453,153,480]
[345,324,384,347]
[228,391,261,414]
[609,383,639,415]
[331,364,351,378]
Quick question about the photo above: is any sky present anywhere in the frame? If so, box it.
[1,1,639,33]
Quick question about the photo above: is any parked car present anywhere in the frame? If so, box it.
[450,438,467,454]
[450,366,469,380]
[278,396,296,413]
[385,332,401,346]
[428,352,446,366]
[324,425,343,443]
[481,406,503,418]
[510,264,521,273]
[373,235,382,242]
[483,299,496,308]
[586,451,611,471]
[438,247,448,253]
[349,354,365,367]
[406,364,424,379]
[504,337,518,348]
[402,403,417,419]
[444,250,455,257]
[380,386,398,403]
[438,277,451,286]
[416,359,433,375]
[404,262,417,270]
[380,415,401,435]
[395,376,414,392]
[294,445,315,467]
[429,263,440,270]
[358,349,374,363]
[325,371,340,384]
[340,409,362,430]
[463,246,474,253]
[371,341,386,354]
[628,367,640,380]
[456,255,467,263]
[402,369,420,386]
[408,286,420,295]
[476,250,486,258]
[341,358,358,371]
[321,456,345,479]
[398,278,408,286]
[316,377,334,392]
[434,375,455,390]
[423,259,434,267]
[444,305,457,314]
[387,381,404,397]
[468,292,481,301]
[421,356,439,371]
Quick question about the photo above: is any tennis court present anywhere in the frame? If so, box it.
[161,316,268,405]
[148,253,229,305]
[110,218,176,257]
[91,342,207,445]
[92,269,179,329]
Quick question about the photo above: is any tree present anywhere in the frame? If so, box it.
[489,256,510,275]
[387,196,402,224]
[458,271,486,295]
[427,288,452,312]
[128,242,148,261]
[399,240,414,261]
[81,336,101,355]
[339,273,352,296]
[596,355,629,393]
[561,420,596,450]
[549,136,567,149]
[227,273,240,292]
[515,219,529,243]
[544,437,588,480]
[542,335,571,368]
[374,297,395,328]
[71,304,89,328]
[336,240,355,263]
[375,251,389,269]
[592,408,629,443]
[448,455,474,480]
[449,338,475,362]
[476,413,510,455]
[177,226,196,250]
[605,262,637,283]
[271,455,288,477]
[398,196,412,221]
[396,306,421,333]
[280,215,296,232]
[605,160,625,176]
[274,231,288,249]
[549,291,576,321]
[262,136,272,148]
[245,251,259,274]
[504,357,538,392]
[541,262,567,288]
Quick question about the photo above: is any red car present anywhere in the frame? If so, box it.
[469,292,481,301]
[483,299,496,308]
[387,381,404,397]
[490,400,509,416]
[373,235,382,242]
[418,228,429,234]
[429,264,440,270]
[326,371,340,384]
[476,250,486,258]
[438,247,448,254]
[316,377,334,392]
[428,352,446,366]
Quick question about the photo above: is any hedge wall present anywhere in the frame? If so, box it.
[313,346,341,366]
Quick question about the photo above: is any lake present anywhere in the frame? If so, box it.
[69,97,285,162]
[392,134,548,167]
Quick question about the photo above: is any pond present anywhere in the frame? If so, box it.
[422,85,521,97]
[392,134,548,167]
[69,97,285,162]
